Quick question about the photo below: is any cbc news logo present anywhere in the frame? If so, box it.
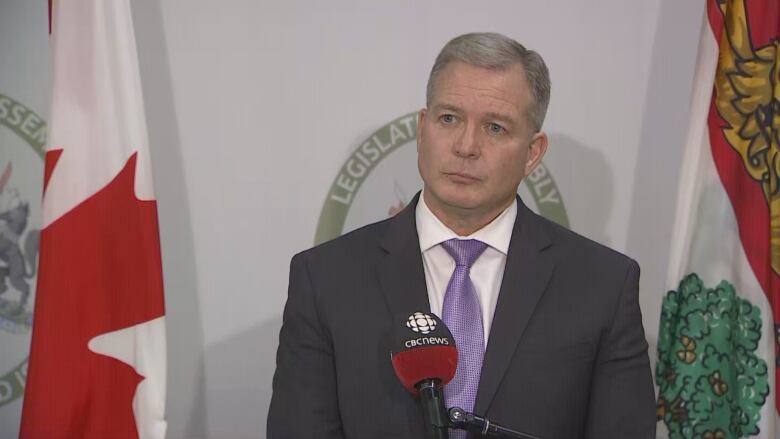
[406,312,437,335]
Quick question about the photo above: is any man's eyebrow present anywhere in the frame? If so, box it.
[431,104,516,125]
[430,103,462,113]
[483,111,516,125]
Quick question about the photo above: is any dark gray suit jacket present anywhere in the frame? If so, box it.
[267,195,655,439]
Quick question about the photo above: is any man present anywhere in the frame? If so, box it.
[268,33,655,439]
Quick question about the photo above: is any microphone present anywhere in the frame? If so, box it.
[391,311,457,439]
[390,312,541,439]
[448,407,544,439]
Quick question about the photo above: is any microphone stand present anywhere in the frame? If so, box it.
[448,407,544,439]
[417,379,450,439]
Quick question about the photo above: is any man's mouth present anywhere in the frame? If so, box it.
[444,172,480,184]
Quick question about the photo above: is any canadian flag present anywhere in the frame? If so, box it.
[20,1,167,438]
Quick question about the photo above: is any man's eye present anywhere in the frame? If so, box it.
[488,122,505,134]
[440,114,456,124]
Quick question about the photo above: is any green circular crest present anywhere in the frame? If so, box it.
[0,93,45,408]
[315,111,569,244]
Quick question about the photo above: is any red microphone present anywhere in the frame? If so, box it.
[391,311,457,439]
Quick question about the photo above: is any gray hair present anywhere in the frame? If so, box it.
[426,32,551,132]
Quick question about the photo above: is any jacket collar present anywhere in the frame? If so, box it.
[377,193,556,415]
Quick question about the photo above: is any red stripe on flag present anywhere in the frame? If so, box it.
[707,0,723,44]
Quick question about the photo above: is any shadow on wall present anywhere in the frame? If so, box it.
[131,1,209,438]
[625,0,701,374]
[205,317,283,439]
[544,132,613,247]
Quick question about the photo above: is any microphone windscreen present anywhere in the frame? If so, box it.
[390,311,457,394]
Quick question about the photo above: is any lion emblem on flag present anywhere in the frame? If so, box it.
[713,0,780,274]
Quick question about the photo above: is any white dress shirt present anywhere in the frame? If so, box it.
[415,193,517,346]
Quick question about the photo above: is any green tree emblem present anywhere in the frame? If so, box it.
[656,273,769,438]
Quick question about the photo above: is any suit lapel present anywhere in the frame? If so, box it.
[474,199,555,415]
[376,193,431,320]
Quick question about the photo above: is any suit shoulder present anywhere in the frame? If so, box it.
[293,215,395,263]
[538,213,638,272]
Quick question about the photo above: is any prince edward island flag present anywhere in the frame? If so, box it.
[656,0,780,438]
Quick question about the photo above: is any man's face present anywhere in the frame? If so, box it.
[417,60,547,226]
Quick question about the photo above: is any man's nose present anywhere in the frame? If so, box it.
[453,123,480,158]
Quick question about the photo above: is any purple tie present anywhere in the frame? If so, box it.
[440,238,488,427]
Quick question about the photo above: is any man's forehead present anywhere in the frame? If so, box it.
[429,61,529,113]
[435,60,528,89]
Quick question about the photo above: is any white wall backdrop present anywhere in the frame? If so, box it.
[0,0,704,437]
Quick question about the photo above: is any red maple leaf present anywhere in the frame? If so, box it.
[21,151,165,438]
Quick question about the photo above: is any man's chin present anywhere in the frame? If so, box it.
[423,186,484,212]
[433,191,516,217]
[438,196,483,213]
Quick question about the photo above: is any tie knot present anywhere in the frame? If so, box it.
[441,239,488,268]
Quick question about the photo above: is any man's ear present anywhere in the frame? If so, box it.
[416,108,427,151]
[524,131,548,176]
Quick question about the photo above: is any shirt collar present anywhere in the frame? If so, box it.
[415,191,517,255]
